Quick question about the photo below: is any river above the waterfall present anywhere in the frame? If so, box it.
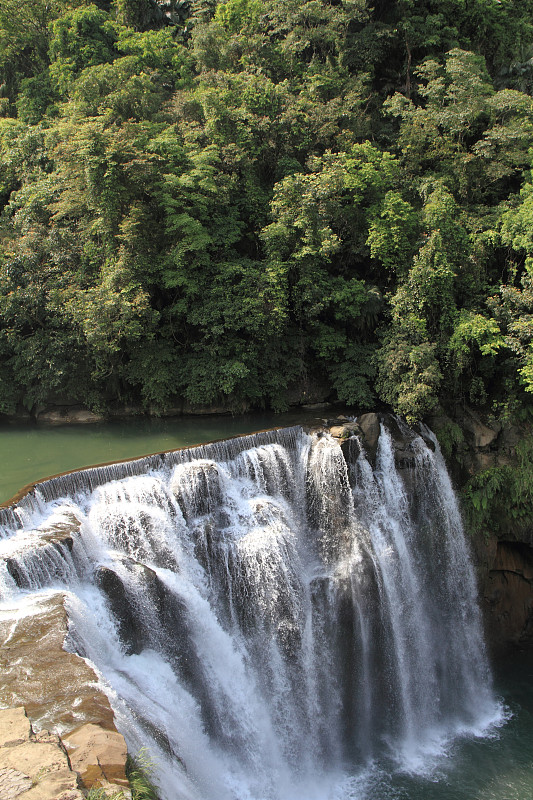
[0,410,321,505]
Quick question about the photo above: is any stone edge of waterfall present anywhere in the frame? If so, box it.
[0,425,304,532]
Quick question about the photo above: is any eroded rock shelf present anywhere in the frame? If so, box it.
[0,594,130,798]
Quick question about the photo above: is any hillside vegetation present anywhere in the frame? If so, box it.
[1,0,533,423]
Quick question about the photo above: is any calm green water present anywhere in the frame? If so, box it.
[0,410,323,505]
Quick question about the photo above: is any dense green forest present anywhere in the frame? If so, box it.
[1,0,533,423]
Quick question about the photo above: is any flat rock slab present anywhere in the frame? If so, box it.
[0,707,84,800]
[0,767,33,798]
[0,597,130,796]
[0,708,32,748]
[64,724,129,789]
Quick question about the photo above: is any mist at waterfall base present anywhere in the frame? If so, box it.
[0,421,519,800]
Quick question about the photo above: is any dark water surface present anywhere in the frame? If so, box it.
[0,410,323,504]
[431,648,531,800]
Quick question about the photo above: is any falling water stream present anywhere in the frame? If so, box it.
[0,420,513,799]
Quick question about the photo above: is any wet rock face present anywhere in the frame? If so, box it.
[1,511,81,591]
[475,538,533,648]
[0,594,115,734]
[96,566,145,656]
[427,408,515,485]
[324,411,533,650]
[357,413,380,456]
[424,406,533,650]
[456,407,501,450]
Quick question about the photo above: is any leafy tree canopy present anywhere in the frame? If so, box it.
[1,0,533,423]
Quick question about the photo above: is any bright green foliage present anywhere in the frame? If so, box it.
[376,322,443,425]
[49,5,118,96]
[214,0,262,34]
[378,0,533,99]
[85,747,160,797]
[463,436,533,536]
[86,788,126,799]
[500,177,533,259]
[1,0,533,421]
[434,419,464,461]
[126,748,159,800]
[375,185,469,421]
[367,191,419,277]
[386,49,533,203]
[261,143,399,405]
[0,0,70,107]
[448,312,502,364]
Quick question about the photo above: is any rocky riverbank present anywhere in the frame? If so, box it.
[0,594,130,798]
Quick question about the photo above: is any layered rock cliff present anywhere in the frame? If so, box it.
[0,592,130,798]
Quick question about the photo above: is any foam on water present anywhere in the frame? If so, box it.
[0,423,505,799]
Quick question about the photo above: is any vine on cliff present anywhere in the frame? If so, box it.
[462,435,533,536]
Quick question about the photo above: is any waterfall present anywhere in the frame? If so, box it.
[0,421,503,800]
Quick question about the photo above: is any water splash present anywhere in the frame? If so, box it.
[0,421,503,799]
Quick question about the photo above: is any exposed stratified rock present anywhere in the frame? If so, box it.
[0,596,131,795]
[62,724,129,791]
[460,407,501,449]
[0,708,84,800]
[181,402,237,416]
[0,766,33,798]
[329,422,360,440]
[0,708,32,748]
[0,593,114,734]
[357,413,380,464]
[36,407,106,424]
[475,538,533,647]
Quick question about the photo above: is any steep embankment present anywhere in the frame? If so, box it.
[427,408,533,650]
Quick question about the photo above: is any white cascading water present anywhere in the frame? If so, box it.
[0,421,503,799]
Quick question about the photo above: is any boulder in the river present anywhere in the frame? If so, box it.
[357,413,380,462]
[329,422,360,440]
